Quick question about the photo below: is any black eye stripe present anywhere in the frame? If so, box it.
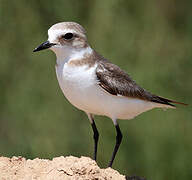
[62,33,74,40]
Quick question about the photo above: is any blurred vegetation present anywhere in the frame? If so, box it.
[0,0,192,179]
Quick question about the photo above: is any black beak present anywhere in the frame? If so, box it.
[33,41,56,52]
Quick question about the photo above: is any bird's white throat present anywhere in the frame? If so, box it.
[51,46,93,65]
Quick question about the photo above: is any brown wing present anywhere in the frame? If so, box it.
[96,61,186,107]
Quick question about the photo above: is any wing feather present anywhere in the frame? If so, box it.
[96,61,186,107]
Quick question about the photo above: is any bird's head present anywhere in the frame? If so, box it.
[33,22,89,59]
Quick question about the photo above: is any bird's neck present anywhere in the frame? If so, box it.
[52,46,93,66]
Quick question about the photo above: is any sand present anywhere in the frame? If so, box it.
[0,156,126,180]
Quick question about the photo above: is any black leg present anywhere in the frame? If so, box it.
[91,120,99,160]
[88,114,99,161]
[108,123,123,167]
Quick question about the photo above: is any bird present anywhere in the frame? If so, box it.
[33,22,187,167]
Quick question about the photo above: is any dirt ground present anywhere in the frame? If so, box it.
[0,156,127,180]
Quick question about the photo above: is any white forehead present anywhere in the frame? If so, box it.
[48,22,86,42]
[48,29,82,42]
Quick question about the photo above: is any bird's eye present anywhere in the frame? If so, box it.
[62,33,74,40]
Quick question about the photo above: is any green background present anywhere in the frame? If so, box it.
[0,0,191,179]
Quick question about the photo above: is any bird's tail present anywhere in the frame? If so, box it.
[151,95,188,107]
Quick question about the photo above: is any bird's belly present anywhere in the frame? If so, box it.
[56,64,156,120]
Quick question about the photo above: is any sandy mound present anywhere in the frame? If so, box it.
[0,156,126,180]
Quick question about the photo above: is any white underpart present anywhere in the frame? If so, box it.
[52,45,169,122]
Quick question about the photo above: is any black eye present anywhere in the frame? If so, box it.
[62,33,74,40]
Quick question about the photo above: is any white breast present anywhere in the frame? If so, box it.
[56,62,158,120]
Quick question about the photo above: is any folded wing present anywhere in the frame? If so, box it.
[96,61,187,107]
